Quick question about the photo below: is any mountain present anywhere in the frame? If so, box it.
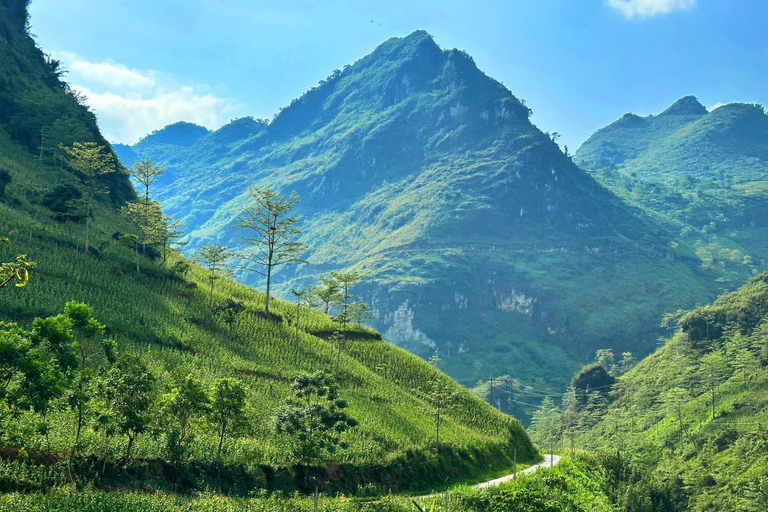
[0,0,134,204]
[575,96,768,287]
[0,0,536,499]
[531,273,768,511]
[576,96,768,184]
[120,31,714,412]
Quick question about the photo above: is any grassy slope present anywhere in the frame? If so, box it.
[566,274,768,511]
[0,124,535,495]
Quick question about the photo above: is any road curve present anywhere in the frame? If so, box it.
[472,454,562,490]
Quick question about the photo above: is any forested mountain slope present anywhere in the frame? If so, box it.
[121,32,714,409]
[531,273,768,511]
[0,0,533,497]
[576,97,768,287]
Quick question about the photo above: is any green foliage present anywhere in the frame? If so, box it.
[97,354,155,464]
[233,186,305,314]
[159,373,211,465]
[274,372,357,469]
[193,242,235,305]
[208,377,248,465]
[533,272,768,511]
[576,96,768,286]
[119,31,711,409]
[42,184,84,222]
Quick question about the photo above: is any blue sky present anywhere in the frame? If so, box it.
[28,0,768,150]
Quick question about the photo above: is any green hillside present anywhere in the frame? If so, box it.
[119,32,715,414]
[531,273,768,511]
[576,96,768,288]
[0,0,534,500]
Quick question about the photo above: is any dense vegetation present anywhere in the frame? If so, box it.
[576,96,768,289]
[118,32,717,416]
[0,0,535,503]
[0,453,627,511]
[530,273,768,511]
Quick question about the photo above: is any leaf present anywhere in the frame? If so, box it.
[15,268,28,287]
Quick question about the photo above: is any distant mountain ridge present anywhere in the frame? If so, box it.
[576,96,768,184]
[119,31,713,414]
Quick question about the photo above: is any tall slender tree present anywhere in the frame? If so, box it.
[61,142,116,257]
[194,242,235,305]
[328,271,363,369]
[233,187,305,315]
[129,158,163,202]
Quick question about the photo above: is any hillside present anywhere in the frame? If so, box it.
[576,97,768,286]
[0,0,534,499]
[531,273,768,511]
[119,32,715,411]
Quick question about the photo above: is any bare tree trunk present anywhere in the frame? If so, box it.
[125,433,134,464]
[265,261,272,314]
[84,197,91,257]
[216,423,226,465]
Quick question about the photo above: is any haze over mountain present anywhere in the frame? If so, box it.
[119,31,716,410]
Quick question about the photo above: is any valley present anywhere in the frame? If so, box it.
[2,0,768,510]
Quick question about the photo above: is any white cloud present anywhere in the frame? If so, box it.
[708,102,725,111]
[606,0,696,19]
[52,51,241,144]
[69,60,156,90]
[74,85,237,144]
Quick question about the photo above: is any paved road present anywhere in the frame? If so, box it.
[419,454,561,498]
[472,454,562,490]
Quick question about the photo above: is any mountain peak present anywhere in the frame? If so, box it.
[134,122,209,149]
[658,95,707,117]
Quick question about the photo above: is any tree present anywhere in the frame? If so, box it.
[159,373,210,466]
[290,285,317,345]
[129,158,163,202]
[700,350,729,420]
[0,316,72,431]
[733,349,757,384]
[414,356,457,454]
[194,242,235,305]
[274,372,357,512]
[328,270,363,369]
[98,355,155,465]
[661,387,691,450]
[530,396,560,448]
[0,250,33,289]
[347,301,372,325]
[208,377,248,465]
[121,198,164,258]
[158,214,186,266]
[315,276,341,315]
[61,142,116,257]
[213,299,246,339]
[233,187,305,315]
[61,301,115,484]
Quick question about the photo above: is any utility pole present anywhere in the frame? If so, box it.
[489,377,494,407]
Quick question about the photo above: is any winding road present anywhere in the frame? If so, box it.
[472,454,561,490]
[418,454,561,499]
